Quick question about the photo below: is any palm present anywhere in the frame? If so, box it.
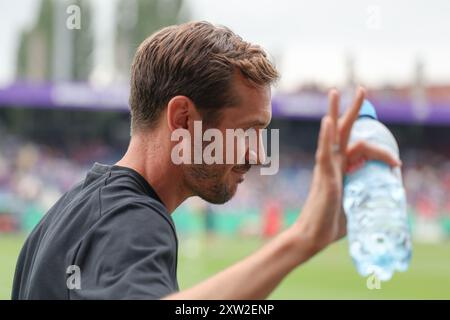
[296,88,401,253]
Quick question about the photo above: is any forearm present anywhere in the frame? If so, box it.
[164,225,314,300]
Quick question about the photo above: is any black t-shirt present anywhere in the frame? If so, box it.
[12,163,179,299]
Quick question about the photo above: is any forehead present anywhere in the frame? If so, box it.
[221,76,272,128]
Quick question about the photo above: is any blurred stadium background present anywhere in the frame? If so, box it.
[0,0,449,299]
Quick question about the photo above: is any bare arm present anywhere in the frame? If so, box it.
[165,88,401,300]
[165,224,315,300]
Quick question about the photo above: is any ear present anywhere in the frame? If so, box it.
[166,96,199,132]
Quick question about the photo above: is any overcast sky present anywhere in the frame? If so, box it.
[1,0,450,88]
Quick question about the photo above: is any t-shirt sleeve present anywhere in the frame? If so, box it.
[70,201,178,300]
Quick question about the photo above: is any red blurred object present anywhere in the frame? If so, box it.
[262,200,283,238]
[416,196,438,219]
[0,214,16,233]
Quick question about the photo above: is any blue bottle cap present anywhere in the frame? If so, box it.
[359,99,378,120]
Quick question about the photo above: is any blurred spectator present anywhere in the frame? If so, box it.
[1,133,449,241]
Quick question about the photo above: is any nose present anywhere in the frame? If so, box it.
[246,134,266,165]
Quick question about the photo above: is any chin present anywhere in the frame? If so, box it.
[200,182,238,205]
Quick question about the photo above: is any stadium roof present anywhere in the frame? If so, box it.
[1,82,450,125]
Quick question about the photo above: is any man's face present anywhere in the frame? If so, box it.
[183,75,272,204]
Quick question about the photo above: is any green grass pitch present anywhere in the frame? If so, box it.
[1,233,449,299]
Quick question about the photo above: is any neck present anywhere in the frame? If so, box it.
[115,132,191,213]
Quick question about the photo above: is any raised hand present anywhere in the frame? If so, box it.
[293,87,401,254]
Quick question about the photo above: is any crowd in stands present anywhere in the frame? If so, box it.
[0,134,449,238]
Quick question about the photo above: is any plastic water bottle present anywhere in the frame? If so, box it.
[343,100,412,281]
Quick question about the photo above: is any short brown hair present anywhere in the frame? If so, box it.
[129,21,279,133]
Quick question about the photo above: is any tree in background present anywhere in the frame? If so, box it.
[16,0,94,82]
[71,0,94,81]
[115,0,189,80]
[17,0,54,81]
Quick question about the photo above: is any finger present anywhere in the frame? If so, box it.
[316,116,333,164]
[346,157,366,174]
[339,87,366,148]
[346,141,402,168]
[337,206,347,240]
[328,89,340,144]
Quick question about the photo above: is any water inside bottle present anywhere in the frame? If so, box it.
[344,161,412,281]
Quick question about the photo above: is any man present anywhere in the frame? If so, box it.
[12,21,400,299]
